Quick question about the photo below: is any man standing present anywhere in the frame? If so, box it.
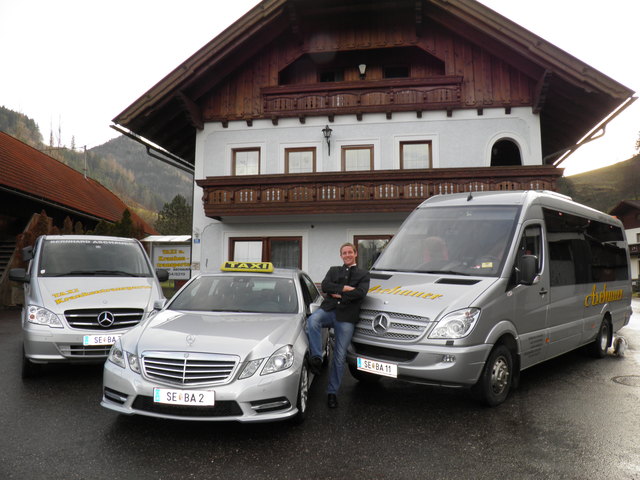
[307,242,370,408]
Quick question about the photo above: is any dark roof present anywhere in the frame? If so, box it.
[113,0,635,166]
[0,131,156,234]
[610,199,640,216]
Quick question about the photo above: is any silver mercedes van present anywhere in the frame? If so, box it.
[347,191,632,405]
[10,235,167,378]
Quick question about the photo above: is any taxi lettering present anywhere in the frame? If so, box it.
[221,261,274,273]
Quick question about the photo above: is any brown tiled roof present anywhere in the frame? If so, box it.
[0,131,156,234]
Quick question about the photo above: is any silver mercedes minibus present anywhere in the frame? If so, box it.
[347,191,632,406]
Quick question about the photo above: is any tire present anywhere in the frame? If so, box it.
[473,344,513,407]
[348,363,382,383]
[588,319,611,358]
[292,361,309,424]
[21,346,43,379]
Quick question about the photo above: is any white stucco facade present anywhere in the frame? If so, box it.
[190,108,542,281]
[624,227,640,282]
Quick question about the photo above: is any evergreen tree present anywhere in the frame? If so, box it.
[155,195,192,235]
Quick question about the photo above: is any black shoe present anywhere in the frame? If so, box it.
[327,394,338,409]
[309,356,322,375]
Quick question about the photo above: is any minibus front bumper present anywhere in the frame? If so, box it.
[347,340,493,387]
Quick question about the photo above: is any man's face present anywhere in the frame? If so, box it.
[340,246,357,267]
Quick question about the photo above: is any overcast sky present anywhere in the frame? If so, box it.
[0,0,637,176]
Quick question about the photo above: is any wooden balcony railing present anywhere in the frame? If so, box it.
[261,77,463,117]
[196,166,563,219]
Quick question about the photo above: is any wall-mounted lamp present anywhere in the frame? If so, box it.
[322,124,333,155]
[358,63,367,79]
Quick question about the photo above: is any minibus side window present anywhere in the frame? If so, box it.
[519,225,542,272]
[510,225,542,287]
[543,208,629,285]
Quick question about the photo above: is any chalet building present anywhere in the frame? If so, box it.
[112,0,635,281]
[610,200,640,286]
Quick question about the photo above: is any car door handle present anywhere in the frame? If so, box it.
[539,289,548,296]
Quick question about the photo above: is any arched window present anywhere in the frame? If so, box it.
[490,139,522,166]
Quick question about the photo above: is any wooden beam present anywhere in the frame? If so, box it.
[176,91,203,130]
[533,70,553,114]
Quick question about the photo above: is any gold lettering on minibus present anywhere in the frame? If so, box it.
[53,285,152,304]
[583,283,624,307]
[368,285,443,300]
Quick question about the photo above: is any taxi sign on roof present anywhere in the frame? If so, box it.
[221,261,274,273]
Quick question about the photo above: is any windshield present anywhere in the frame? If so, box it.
[168,275,299,314]
[39,239,153,277]
[373,205,520,277]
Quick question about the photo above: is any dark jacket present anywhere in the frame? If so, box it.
[320,264,370,323]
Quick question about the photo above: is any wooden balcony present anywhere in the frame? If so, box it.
[261,77,463,118]
[196,166,563,219]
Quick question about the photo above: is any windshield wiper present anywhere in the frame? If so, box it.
[50,270,142,277]
[418,270,471,276]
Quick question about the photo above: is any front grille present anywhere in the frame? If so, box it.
[64,308,144,330]
[59,344,112,357]
[355,309,433,342]
[132,395,243,417]
[142,352,239,386]
[352,342,418,362]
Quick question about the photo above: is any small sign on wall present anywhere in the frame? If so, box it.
[152,244,191,280]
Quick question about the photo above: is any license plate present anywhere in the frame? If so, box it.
[357,357,397,378]
[153,388,215,406]
[83,334,120,346]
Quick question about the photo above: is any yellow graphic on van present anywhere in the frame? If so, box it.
[368,285,443,300]
[584,283,624,307]
[53,285,152,305]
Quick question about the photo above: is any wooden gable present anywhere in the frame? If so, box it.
[113,0,634,166]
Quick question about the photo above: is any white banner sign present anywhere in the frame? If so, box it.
[152,244,191,280]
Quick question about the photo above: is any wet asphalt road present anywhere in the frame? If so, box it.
[1,301,640,480]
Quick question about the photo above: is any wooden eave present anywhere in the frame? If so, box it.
[113,0,635,167]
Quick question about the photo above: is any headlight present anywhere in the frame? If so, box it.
[107,340,126,369]
[107,339,140,372]
[239,358,263,379]
[429,308,481,339]
[127,352,140,373]
[261,345,294,375]
[26,305,63,328]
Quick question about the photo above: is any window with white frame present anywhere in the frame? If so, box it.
[230,237,302,269]
[285,147,316,173]
[342,145,373,171]
[233,148,260,175]
[400,141,431,169]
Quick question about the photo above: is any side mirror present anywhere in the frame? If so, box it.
[9,268,28,283]
[153,299,167,310]
[155,269,169,282]
[22,246,34,262]
[516,255,538,286]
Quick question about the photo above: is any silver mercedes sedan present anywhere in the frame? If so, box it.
[101,262,327,423]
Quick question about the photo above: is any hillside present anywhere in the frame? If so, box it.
[557,155,640,213]
[0,106,192,224]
